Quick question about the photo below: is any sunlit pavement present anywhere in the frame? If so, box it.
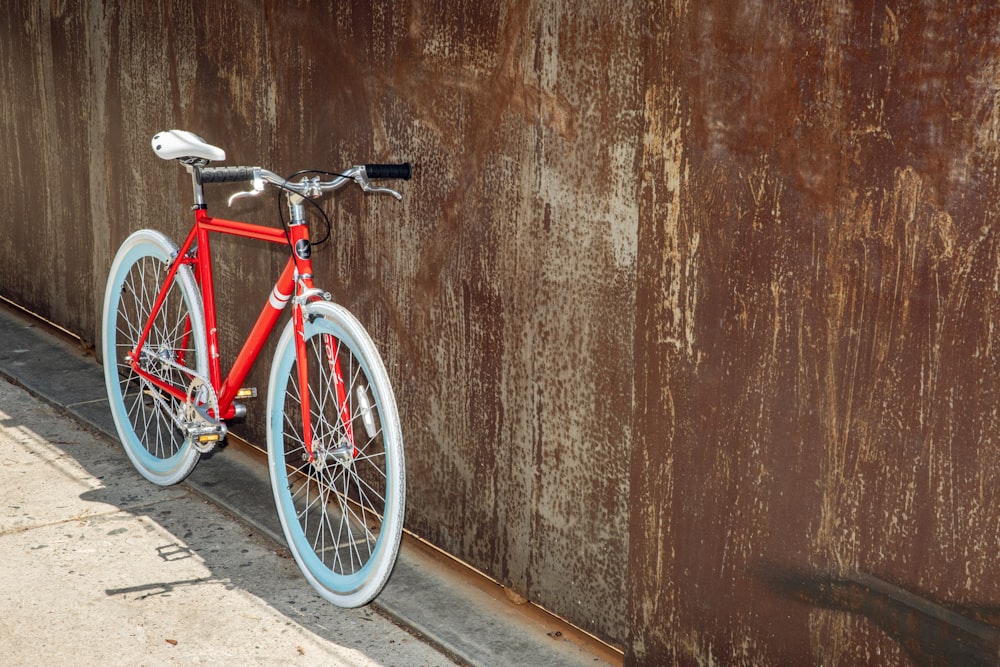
[0,304,616,667]
[0,377,454,666]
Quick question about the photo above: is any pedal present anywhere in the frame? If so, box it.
[236,387,257,399]
[184,376,227,453]
[190,421,228,453]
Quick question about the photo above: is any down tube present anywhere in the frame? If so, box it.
[217,258,296,415]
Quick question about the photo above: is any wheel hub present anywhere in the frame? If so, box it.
[306,437,354,471]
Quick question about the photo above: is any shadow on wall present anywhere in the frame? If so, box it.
[759,563,1000,666]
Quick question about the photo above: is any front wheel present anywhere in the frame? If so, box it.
[266,301,405,608]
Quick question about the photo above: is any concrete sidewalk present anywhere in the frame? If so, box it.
[0,303,617,667]
[0,377,447,665]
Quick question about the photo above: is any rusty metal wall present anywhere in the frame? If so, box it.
[630,1,1000,665]
[7,1,1000,663]
[1,0,635,648]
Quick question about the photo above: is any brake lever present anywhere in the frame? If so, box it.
[354,172,403,201]
[227,172,266,206]
[369,185,403,200]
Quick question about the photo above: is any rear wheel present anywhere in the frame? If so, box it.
[267,301,405,607]
[102,230,207,486]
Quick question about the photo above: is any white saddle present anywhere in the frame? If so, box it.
[151,130,226,162]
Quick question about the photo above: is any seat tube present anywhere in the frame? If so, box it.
[195,208,223,390]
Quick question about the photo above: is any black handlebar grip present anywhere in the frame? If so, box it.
[365,163,412,180]
[199,166,257,183]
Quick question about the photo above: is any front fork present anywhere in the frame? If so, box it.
[292,288,357,465]
[287,211,355,465]
[325,328,357,459]
[292,295,316,461]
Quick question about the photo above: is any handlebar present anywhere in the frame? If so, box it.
[201,163,412,185]
[198,163,412,205]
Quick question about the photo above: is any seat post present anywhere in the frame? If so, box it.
[186,163,208,210]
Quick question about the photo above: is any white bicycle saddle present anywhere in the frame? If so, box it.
[151,130,226,162]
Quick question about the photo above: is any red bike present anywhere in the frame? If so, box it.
[101,130,410,607]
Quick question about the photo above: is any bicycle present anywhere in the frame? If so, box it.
[101,129,411,607]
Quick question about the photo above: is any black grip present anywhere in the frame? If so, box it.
[199,166,256,183]
[365,163,412,180]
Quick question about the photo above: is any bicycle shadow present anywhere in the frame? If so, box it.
[78,454,408,653]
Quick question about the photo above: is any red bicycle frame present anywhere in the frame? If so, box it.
[128,205,352,459]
